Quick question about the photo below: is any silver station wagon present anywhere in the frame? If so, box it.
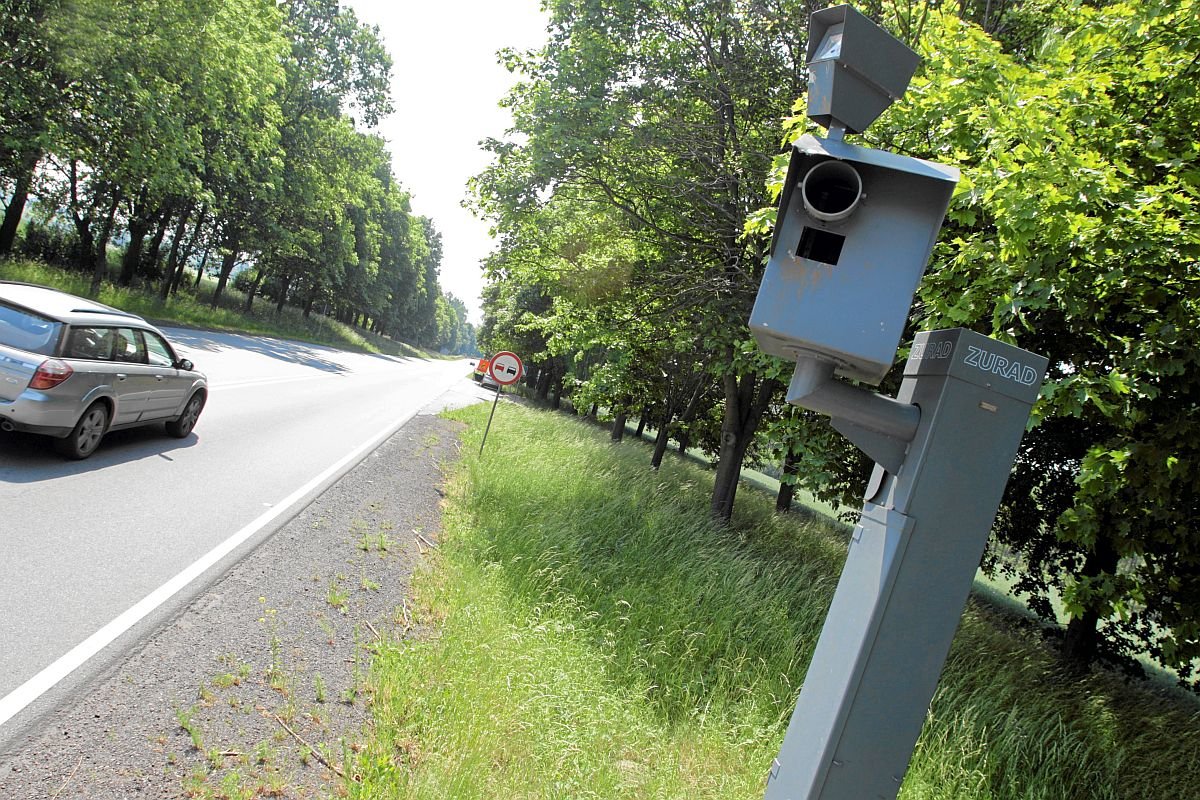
[0,281,207,459]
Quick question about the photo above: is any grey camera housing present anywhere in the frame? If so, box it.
[805,4,920,134]
[748,134,959,385]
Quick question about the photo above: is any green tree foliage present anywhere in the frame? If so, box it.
[773,0,1199,682]
[0,0,62,253]
[40,0,226,289]
[436,293,477,355]
[943,0,1196,683]
[474,0,814,519]
[0,0,462,350]
[476,0,1198,682]
[208,0,391,309]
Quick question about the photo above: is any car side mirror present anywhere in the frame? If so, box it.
[177,359,194,372]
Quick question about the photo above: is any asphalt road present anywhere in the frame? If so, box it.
[0,329,471,729]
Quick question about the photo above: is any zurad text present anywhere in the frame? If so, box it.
[963,345,1039,386]
[910,340,954,361]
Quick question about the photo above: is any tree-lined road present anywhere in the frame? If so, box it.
[0,329,473,725]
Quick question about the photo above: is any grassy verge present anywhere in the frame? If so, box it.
[350,401,1199,800]
[0,257,439,359]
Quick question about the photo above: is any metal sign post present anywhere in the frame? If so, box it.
[479,351,523,455]
[479,386,502,456]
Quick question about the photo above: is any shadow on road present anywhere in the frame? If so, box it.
[163,329,372,375]
[0,427,200,484]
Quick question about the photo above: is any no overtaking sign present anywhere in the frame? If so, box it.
[480,351,523,454]
[488,351,523,386]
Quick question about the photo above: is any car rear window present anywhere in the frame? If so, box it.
[0,300,62,355]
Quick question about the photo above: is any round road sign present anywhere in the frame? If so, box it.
[488,351,523,386]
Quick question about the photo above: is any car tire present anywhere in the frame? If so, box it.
[165,391,205,438]
[54,401,109,460]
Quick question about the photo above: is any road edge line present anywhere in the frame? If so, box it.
[0,387,445,730]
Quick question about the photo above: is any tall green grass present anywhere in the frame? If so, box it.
[352,403,1199,799]
[0,257,436,358]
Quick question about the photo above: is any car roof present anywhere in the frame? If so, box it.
[0,281,151,327]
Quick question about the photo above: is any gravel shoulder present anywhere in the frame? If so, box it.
[0,385,488,799]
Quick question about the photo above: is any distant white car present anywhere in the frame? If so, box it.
[0,281,207,459]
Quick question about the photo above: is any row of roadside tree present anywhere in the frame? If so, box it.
[0,0,474,353]
[471,0,1200,686]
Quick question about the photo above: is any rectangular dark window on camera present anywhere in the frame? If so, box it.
[796,226,845,266]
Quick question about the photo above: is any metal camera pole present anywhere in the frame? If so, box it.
[764,331,1046,800]
[747,7,1048,799]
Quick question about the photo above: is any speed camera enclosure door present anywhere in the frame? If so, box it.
[749,134,959,386]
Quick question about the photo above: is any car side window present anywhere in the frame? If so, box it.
[64,326,116,360]
[142,330,175,368]
[113,327,147,363]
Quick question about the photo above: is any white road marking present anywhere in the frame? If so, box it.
[0,398,431,728]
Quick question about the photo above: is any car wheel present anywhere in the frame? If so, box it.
[54,401,109,460]
[165,391,205,438]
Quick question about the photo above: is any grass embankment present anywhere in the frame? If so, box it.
[351,402,1199,800]
[0,257,437,359]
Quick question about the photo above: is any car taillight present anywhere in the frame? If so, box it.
[30,359,73,390]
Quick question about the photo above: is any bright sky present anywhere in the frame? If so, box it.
[344,0,549,325]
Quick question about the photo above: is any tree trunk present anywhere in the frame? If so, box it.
[173,204,208,296]
[160,204,191,301]
[1063,532,1120,670]
[635,408,648,438]
[211,229,240,308]
[651,409,673,470]
[68,162,96,274]
[673,371,708,454]
[611,412,627,442]
[73,216,96,274]
[275,274,292,314]
[89,192,122,295]
[776,450,800,514]
[711,428,749,522]
[142,207,171,278]
[194,248,209,288]
[710,368,781,523]
[120,204,150,286]
[551,375,564,410]
[0,150,38,255]
[243,268,266,312]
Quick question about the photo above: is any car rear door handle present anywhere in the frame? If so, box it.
[116,373,128,381]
